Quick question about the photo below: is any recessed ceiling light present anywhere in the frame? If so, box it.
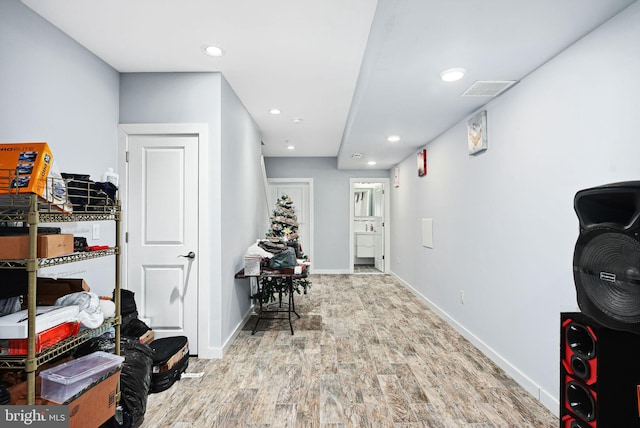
[269,108,281,115]
[292,117,303,124]
[367,161,377,166]
[202,45,224,57]
[387,135,400,142]
[287,144,295,150]
[440,68,466,82]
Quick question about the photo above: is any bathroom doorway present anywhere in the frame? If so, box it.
[349,178,390,274]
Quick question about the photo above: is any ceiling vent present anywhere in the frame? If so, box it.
[461,80,518,97]
[351,153,364,159]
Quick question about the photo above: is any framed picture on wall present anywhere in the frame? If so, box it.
[468,110,488,155]
[417,149,427,177]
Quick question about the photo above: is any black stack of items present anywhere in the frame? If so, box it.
[76,336,153,428]
[116,289,152,340]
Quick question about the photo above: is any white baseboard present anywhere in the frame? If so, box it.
[199,306,256,359]
[309,268,350,274]
[390,271,559,417]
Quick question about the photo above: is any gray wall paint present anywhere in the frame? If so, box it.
[220,77,266,343]
[0,0,119,295]
[120,72,265,351]
[264,157,389,271]
[390,2,640,412]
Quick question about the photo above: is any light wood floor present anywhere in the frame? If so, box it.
[142,274,558,427]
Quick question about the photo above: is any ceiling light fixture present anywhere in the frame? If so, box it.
[440,68,466,82]
[292,118,303,124]
[287,145,295,150]
[202,45,224,57]
[269,108,281,115]
[367,161,377,166]
[387,135,400,143]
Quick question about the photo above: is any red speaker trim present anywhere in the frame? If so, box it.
[564,375,597,427]
[563,318,598,385]
[562,414,596,428]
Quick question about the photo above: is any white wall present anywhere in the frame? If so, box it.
[0,0,120,295]
[390,2,640,413]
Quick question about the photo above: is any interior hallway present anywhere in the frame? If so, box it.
[143,274,558,427]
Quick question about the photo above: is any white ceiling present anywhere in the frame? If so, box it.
[21,0,637,170]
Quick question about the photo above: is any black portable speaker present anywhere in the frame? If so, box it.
[573,181,640,334]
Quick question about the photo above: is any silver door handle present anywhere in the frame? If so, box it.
[179,251,196,259]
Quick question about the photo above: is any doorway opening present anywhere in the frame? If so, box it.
[349,178,390,274]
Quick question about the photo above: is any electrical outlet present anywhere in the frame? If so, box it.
[459,290,464,304]
[92,223,100,240]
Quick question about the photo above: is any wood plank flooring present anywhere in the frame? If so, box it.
[142,274,558,427]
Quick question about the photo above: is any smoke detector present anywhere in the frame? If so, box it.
[461,80,518,97]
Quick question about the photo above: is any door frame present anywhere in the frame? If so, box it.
[118,123,212,358]
[349,178,390,274]
[267,178,314,266]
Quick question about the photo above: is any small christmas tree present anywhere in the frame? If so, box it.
[265,194,302,243]
[252,194,311,303]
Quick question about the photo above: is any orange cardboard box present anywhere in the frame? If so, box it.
[9,370,120,428]
[0,142,54,196]
[34,277,91,305]
[0,234,74,259]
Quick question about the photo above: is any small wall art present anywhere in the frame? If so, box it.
[417,149,427,177]
[468,110,488,155]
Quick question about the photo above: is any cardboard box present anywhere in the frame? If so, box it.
[65,369,120,428]
[9,369,121,428]
[0,234,74,259]
[0,142,54,196]
[35,278,91,306]
[40,352,124,404]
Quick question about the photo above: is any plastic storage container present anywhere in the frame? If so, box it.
[244,256,261,276]
[40,351,124,403]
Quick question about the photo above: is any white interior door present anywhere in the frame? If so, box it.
[268,180,312,262]
[127,134,199,350]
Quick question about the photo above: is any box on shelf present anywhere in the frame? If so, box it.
[0,142,54,196]
[244,256,262,276]
[35,277,90,306]
[0,305,79,339]
[63,369,120,428]
[8,369,121,428]
[0,233,74,259]
[0,142,72,212]
[0,321,80,355]
[40,351,124,404]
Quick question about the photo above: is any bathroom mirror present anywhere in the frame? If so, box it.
[354,188,372,217]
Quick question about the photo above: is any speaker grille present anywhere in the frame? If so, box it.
[574,231,640,324]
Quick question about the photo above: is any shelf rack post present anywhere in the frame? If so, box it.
[115,201,121,356]
[26,193,39,405]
